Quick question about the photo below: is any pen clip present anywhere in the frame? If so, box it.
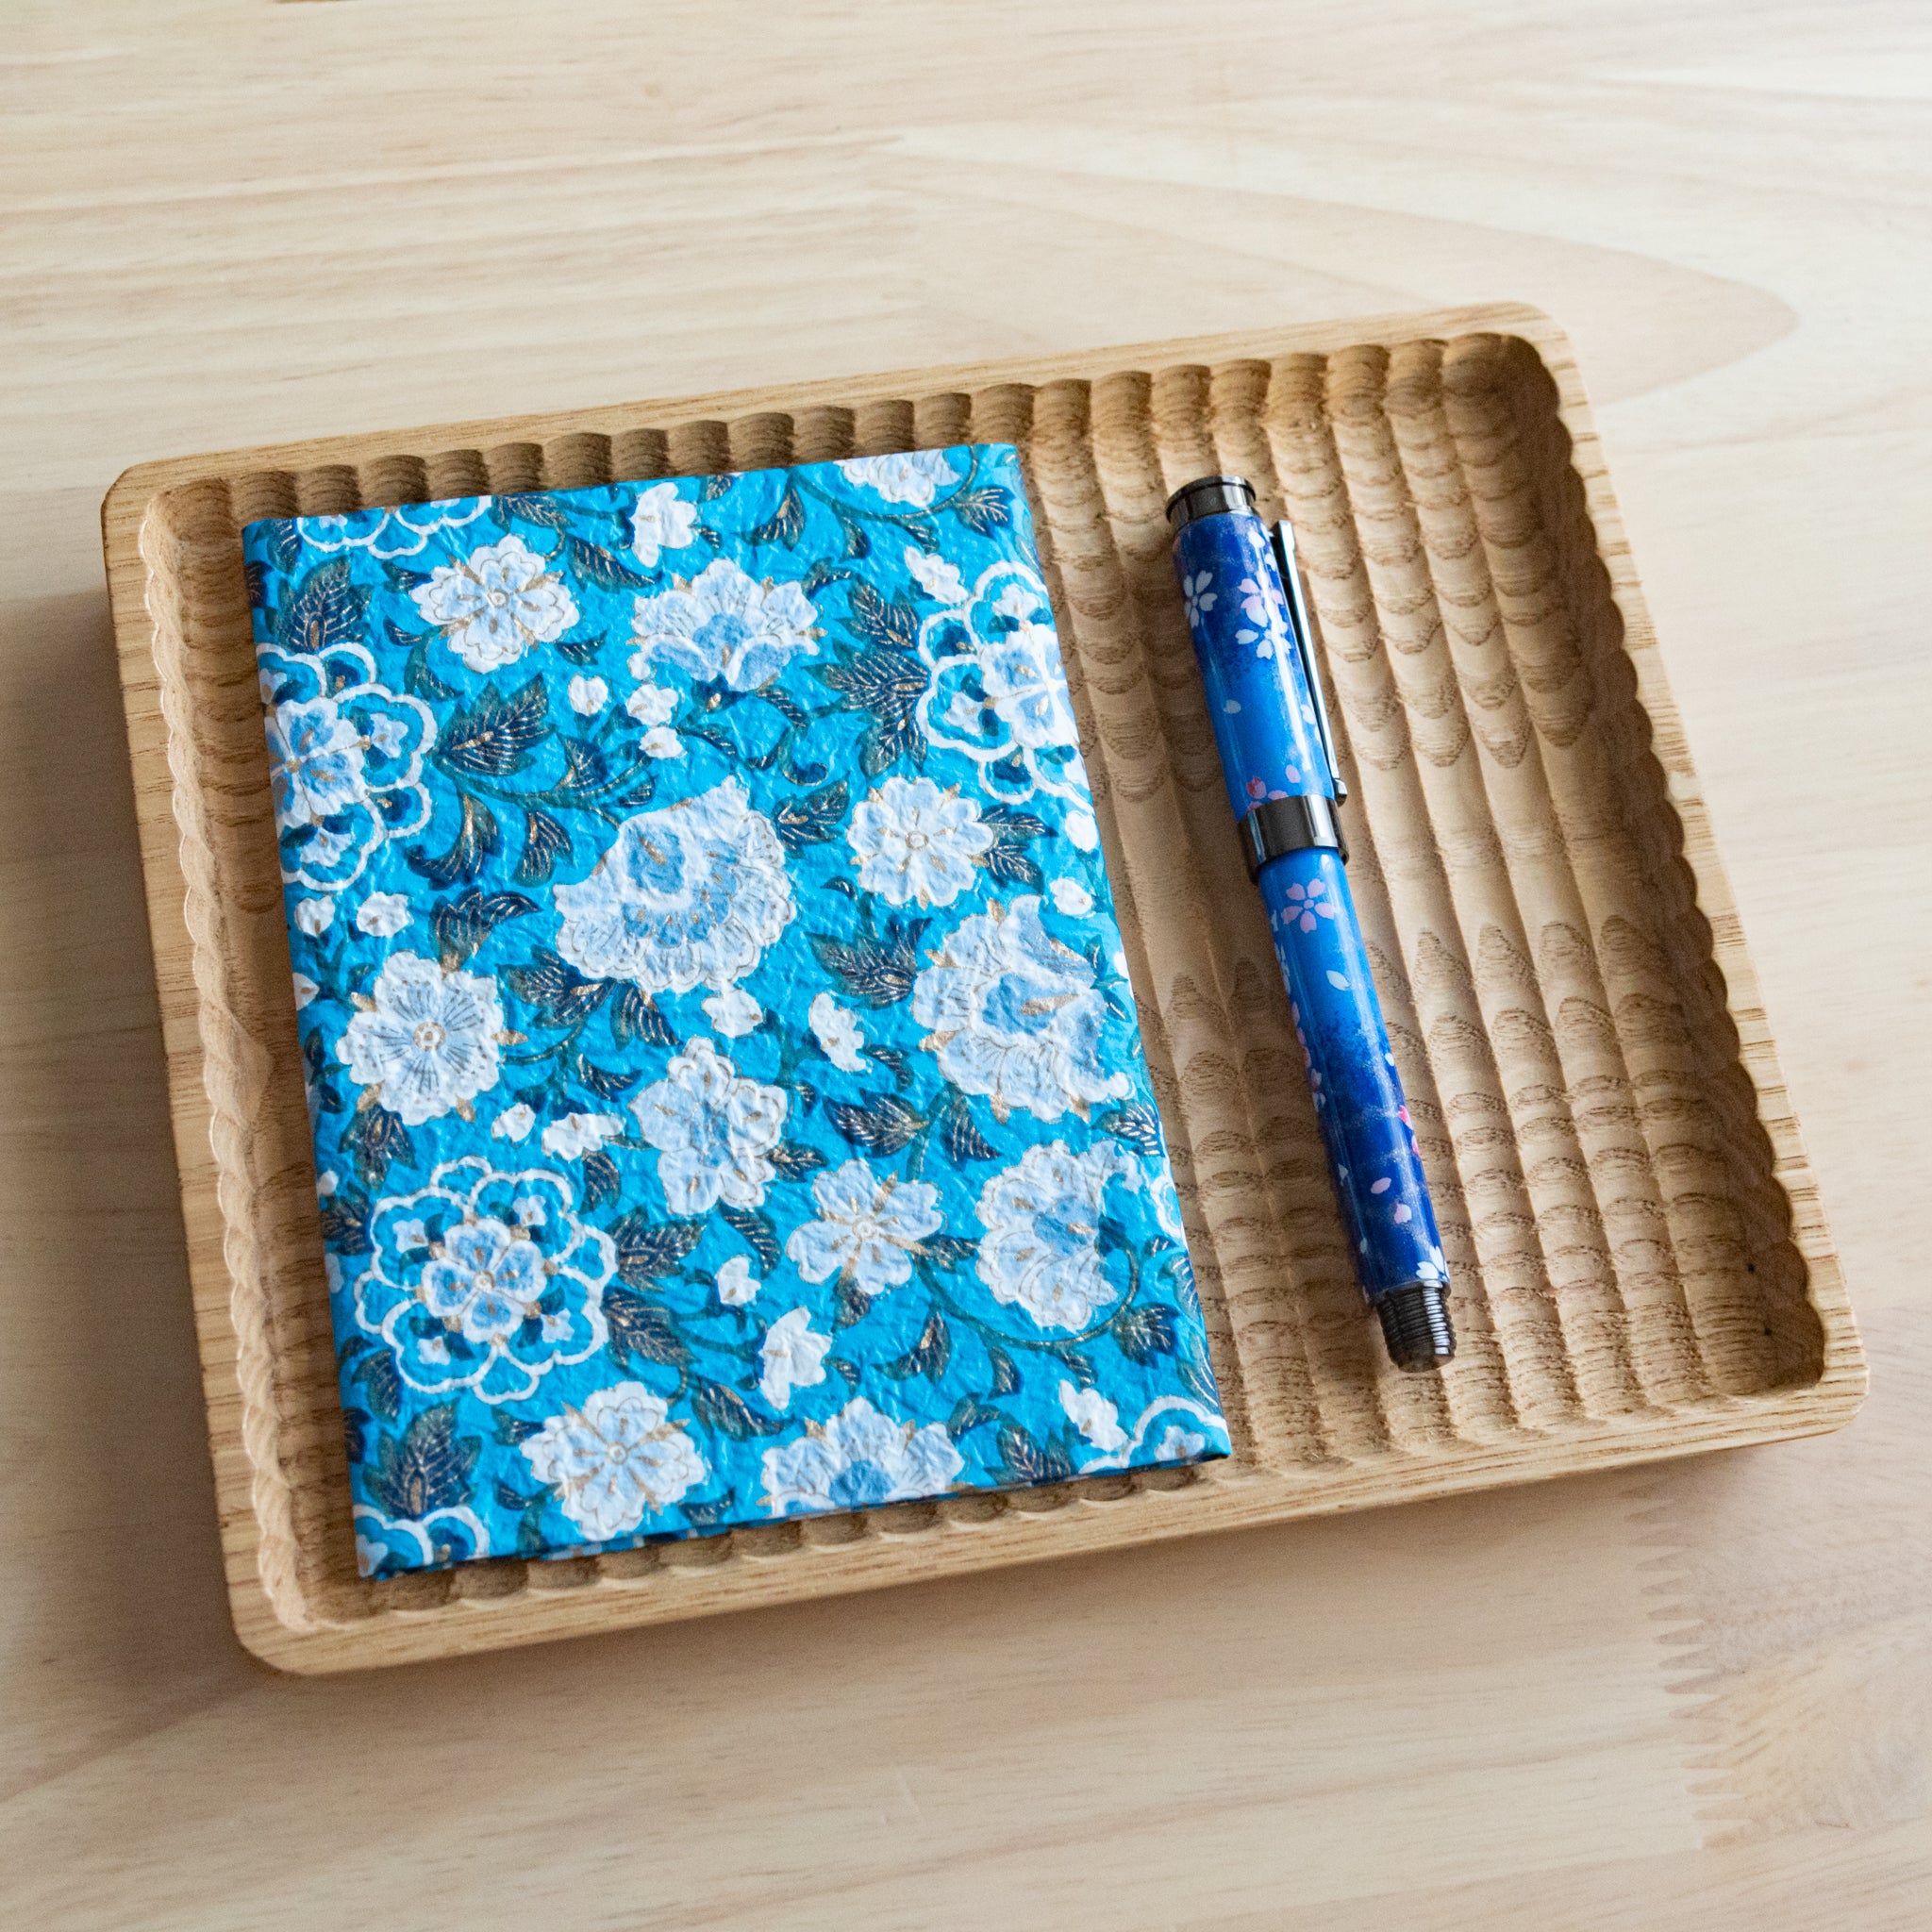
[1271,520,1348,807]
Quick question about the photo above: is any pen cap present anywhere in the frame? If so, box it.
[1167,476,1334,819]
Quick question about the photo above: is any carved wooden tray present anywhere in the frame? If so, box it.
[103,303,1864,1674]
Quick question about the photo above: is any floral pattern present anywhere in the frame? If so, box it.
[632,557,819,691]
[553,777,792,991]
[912,896,1129,1124]
[356,1159,613,1405]
[412,534,579,675]
[242,443,1226,1573]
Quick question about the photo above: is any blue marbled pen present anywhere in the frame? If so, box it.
[1168,475,1454,1371]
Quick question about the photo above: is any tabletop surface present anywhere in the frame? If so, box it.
[4,3,1928,1925]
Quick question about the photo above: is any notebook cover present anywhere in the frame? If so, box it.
[241,444,1229,1576]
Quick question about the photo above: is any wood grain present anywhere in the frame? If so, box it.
[5,0,1930,1923]
[105,305,1864,1673]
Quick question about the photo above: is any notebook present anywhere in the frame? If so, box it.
[241,443,1229,1576]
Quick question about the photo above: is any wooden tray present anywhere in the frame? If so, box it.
[104,303,1865,1674]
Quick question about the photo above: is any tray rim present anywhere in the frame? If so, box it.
[102,300,1866,1674]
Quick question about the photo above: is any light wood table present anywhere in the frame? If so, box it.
[4,3,1927,1924]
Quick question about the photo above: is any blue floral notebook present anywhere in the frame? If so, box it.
[242,444,1228,1576]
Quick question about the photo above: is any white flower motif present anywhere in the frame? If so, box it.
[760,1396,963,1517]
[785,1158,942,1297]
[410,534,579,675]
[356,891,411,938]
[630,1037,787,1215]
[919,560,1086,807]
[265,696,367,830]
[417,1215,547,1342]
[1153,1423,1208,1462]
[296,498,491,561]
[553,777,792,993]
[630,481,700,569]
[324,1253,343,1295]
[567,675,608,716]
[905,544,967,605]
[358,1158,614,1404]
[316,1169,339,1199]
[541,1111,624,1159]
[1065,808,1098,852]
[976,1139,1138,1331]
[702,986,762,1037]
[836,451,959,508]
[1048,876,1092,917]
[256,642,436,897]
[1181,569,1218,629]
[631,558,819,691]
[523,1382,707,1540]
[492,1102,536,1143]
[641,725,683,759]
[911,896,1128,1124]
[1059,1382,1128,1452]
[351,1500,491,1576]
[291,973,319,1009]
[847,775,993,908]
[623,674,677,726]
[1279,878,1341,934]
[294,896,334,938]
[808,991,866,1073]
[716,1255,760,1306]
[337,951,504,1126]
[759,1307,832,1411]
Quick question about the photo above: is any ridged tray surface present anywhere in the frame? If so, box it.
[104,305,1863,1673]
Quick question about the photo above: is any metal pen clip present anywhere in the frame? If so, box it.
[1270,520,1349,808]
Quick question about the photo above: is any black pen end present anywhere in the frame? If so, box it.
[1376,1281,1456,1373]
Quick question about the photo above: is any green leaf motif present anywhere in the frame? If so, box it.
[494,491,576,534]
[747,479,807,548]
[276,558,370,658]
[356,1350,403,1424]
[364,1402,480,1520]
[563,534,649,591]
[772,779,849,851]
[318,1186,373,1257]
[436,676,551,778]
[700,474,737,502]
[948,484,1013,537]
[574,1055,637,1102]
[721,1203,781,1272]
[610,983,675,1050]
[1111,1304,1179,1364]
[491,1410,545,1446]
[689,1379,785,1441]
[1178,1351,1223,1414]
[770,1141,827,1181]
[580,1149,620,1211]
[604,1284,691,1368]
[516,808,572,886]
[504,947,612,1028]
[947,1395,1004,1440]
[342,1101,410,1191]
[826,1092,925,1157]
[938,1093,997,1165]
[432,886,538,970]
[882,1308,951,1382]
[808,919,926,1008]
[986,1345,1021,1397]
[611,1212,707,1286]
[994,1421,1073,1488]
[1098,1102,1164,1158]
[341,1406,370,1465]
[814,645,929,777]
[408,791,501,888]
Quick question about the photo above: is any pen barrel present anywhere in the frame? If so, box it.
[1171,487,1452,1365]
[1259,847,1448,1304]
[1171,505,1335,820]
